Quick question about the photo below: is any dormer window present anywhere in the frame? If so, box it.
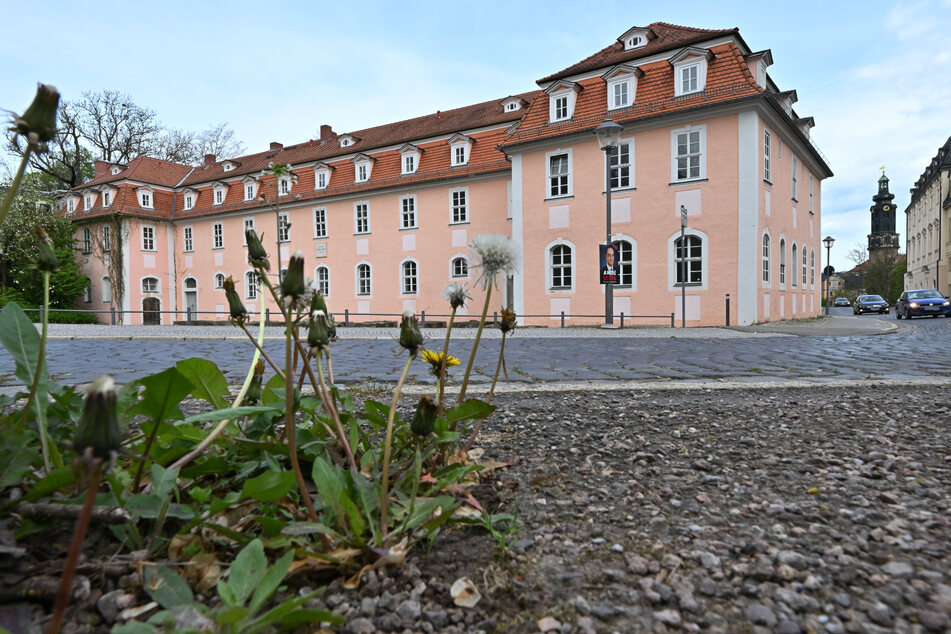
[399,144,420,175]
[211,182,228,206]
[618,27,654,51]
[244,182,256,201]
[138,188,154,209]
[102,191,111,208]
[279,177,291,195]
[670,47,713,97]
[67,197,76,213]
[84,194,94,210]
[222,161,239,172]
[545,81,580,123]
[352,154,373,183]
[553,94,569,120]
[313,163,332,190]
[338,134,357,148]
[110,166,121,175]
[447,134,472,167]
[603,65,642,110]
[500,96,526,113]
[404,154,416,173]
[183,192,195,210]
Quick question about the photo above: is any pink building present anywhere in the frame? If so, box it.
[65,22,831,327]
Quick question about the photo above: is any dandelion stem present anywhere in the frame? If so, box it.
[238,322,285,379]
[437,307,457,414]
[380,353,414,541]
[284,312,318,524]
[457,284,491,410]
[0,149,31,229]
[295,339,357,471]
[464,331,506,452]
[18,270,53,472]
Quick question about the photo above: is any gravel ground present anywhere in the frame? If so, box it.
[309,383,951,633]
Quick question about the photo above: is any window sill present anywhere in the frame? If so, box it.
[602,187,635,195]
[548,287,574,293]
[213,247,224,250]
[449,221,470,227]
[399,227,418,232]
[183,250,194,254]
[314,236,328,240]
[545,195,574,203]
[669,178,707,187]
[763,179,772,186]
[354,233,371,237]
[791,198,799,204]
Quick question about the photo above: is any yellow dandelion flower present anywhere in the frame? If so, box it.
[421,349,461,375]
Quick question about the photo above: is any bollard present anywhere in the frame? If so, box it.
[344,309,350,327]
[725,294,731,326]
[620,312,624,328]
[39,305,45,323]
[560,311,565,328]
[265,308,270,326]
[670,312,675,328]
[493,311,498,325]
[421,311,426,328]
[186,307,193,322]
[111,306,116,325]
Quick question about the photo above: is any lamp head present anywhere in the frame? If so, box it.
[823,235,835,249]
[594,119,622,150]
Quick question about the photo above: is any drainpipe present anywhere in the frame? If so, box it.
[170,191,178,323]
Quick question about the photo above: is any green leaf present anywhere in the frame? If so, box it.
[404,496,457,531]
[216,578,238,608]
[23,466,77,502]
[180,406,280,426]
[143,565,193,609]
[227,538,267,606]
[240,470,296,503]
[215,605,248,625]
[261,374,285,406]
[149,464,180,500]
[255,515,286,537]
[126,494,165,519]
[0,302,48,414]
[130,367,193,424]
[311,457,347,534]
[248,549,293,614]
[0,430,38,490]
[275,608,345,628]
[445,399,495,424]
[116,379,142,426]
[112,622,157,634]
[176,358,230,410]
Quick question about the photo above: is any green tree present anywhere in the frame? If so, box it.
[865,253,905,304]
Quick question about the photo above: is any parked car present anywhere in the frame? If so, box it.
[853,294,889,314]
[895,289,951,319]
[833,297,850,307]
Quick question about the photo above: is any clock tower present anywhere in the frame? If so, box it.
[868,172,900,264]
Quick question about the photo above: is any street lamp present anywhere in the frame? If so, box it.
[680,205,688,328]
[594,119,623,327]
[823,235,835,315]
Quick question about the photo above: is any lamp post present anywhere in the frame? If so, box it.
[823,235,835,315]
[680,205,688,328]
[595,119,623,327]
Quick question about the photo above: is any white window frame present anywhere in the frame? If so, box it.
[762,232,771,286]
[801,244,808,287]
[400,195,417,230]
[244,270,259,300]
[142,276,159,293]
[668,229,709,291]
[355,161,370,183]
[214,187,225,205]
[183,193,194,210]
[450,255,469,279]
[791,243,798,288]
[674,59,706,96]
[315,169,329,190]
[139,191,153,209]
[213,222,223,249]
[67,198,76,213]
[314,265,330,297]
[81,227,92,253]
[607,138,634,190]
[549,91,574,122]
[102,191,111,208]
[354,202,370,234]
[451,143,470,167]
[607,77,633,110]
[313,207,327,238]
[792,156,799,201]
[670,125,706,182]
[183,226,193,252]
[400,258,419,296]
[449,188,468,224]
[245,182,256,201]
[278,177,292,196]
[810,250,815,288]
[546,149,572,198]
[214,272,225,289]
[355,261,372,297]
[83,278,92,303]
[612,235,637,289]
[102,225,111,252]
[779,237,787,289]
[243,218,255,245]
[402,153,418,175]
[763,129,771,182]
[547,240,575,292]
[141,225,155,251]
[278,212,290,242]
[101,277,112,303]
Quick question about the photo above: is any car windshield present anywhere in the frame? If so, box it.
[861,295,884,302]
[908,290,943,300]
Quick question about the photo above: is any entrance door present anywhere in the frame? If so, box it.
[143,297,160,325]
[184,278,198,321]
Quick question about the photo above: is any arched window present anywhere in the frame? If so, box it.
[401,260,418,295]
[184,278,197,290]
[675,235,703,286]
[762,234,770,284]
[549,244,572,289]
[791,244,798,287]
[451,256,468,278]
[101,277,112,303]
[801,245,808,287]
[356,263,371,296]
[810,250,815,287]
[314,266,330,297]
[83,277,93,303]
[615,239,634,287]
[142,277,159,293]
[214,273,225,289]
[779,239,786,288]
[245,271,259,300]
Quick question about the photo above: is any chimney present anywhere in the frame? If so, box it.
[270,142,283,151]
[436,110,441,120]
[204,153,216,166]
[319,124,333,141]
[94,160,110,179]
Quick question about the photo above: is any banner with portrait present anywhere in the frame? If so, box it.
[599,242,619,285]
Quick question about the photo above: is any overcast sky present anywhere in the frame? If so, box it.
[3,0,950,273]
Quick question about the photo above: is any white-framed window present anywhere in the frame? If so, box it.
[792,156,798,201]
[279,177,291,196]
[355,161,370,183]
[402,153,417,174]
[184,194,194,210]
[763,129,771,182]
[278,212,290,242]
[243,218,255,244]
[608,77,633,110]
[809,175,814,214]
[356,262,371,296]
[451,255,468,278]
[614,238,635,287]
[142,277,159,293]
[245,183,256,201]
[450,188,468,224]
[549,242,573,290]
[762,233,771,285]
[672,233,705,287]
[400,195,417,230]
[84,194,93,210]
[81,227,92,253]
[214,273,225,289]
[83,278,92,303]
[450,143,468,167]
[315,169,329,190]
[102,225,111,252]
[213,222,223,249]
[779,238,786,288]
[313,207,327,238]
[183,226,193,252]
[549,92,572,122]
[245,270,259,300]
[214,189,224,205]
[102,191,111,207]
[140,191,152,208]
[671,125,706,182]
[810,250,815,288]
[547,151,571,198]
[314,265,330,297]
[672,53,708,97]
[609,140,634,190]
[141,225,155,251]
[802,245,808,287]
[791,244,798,287]
[101,276,112,303]
[354,202,370,234]
[67,198,75,213]
[401,259,418,295]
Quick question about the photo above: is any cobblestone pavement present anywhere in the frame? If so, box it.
[2,310,949,389]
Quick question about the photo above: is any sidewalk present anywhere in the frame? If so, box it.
[41,315,895,341]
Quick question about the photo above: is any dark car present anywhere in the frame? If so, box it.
[895,289,951,319]
[833,297,850,307]
[853,294,889,314]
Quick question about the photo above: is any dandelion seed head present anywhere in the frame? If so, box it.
[470,234,521,289]
[443,283,469,310]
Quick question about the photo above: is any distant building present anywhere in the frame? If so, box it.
[63,22,832,326]
[868,173,900,265]
[905,136,950,294]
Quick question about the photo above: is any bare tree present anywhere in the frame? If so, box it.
[156,123,245,164]
[846,243,868,268]
[6,100,94,190]
[195,123,245,160]
[89,216,129,324]
[76,90,162,164]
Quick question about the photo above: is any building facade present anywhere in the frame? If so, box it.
[65,22,831,327]
[905,136,950,295]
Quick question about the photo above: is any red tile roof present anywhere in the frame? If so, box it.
[77,156,193,189]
